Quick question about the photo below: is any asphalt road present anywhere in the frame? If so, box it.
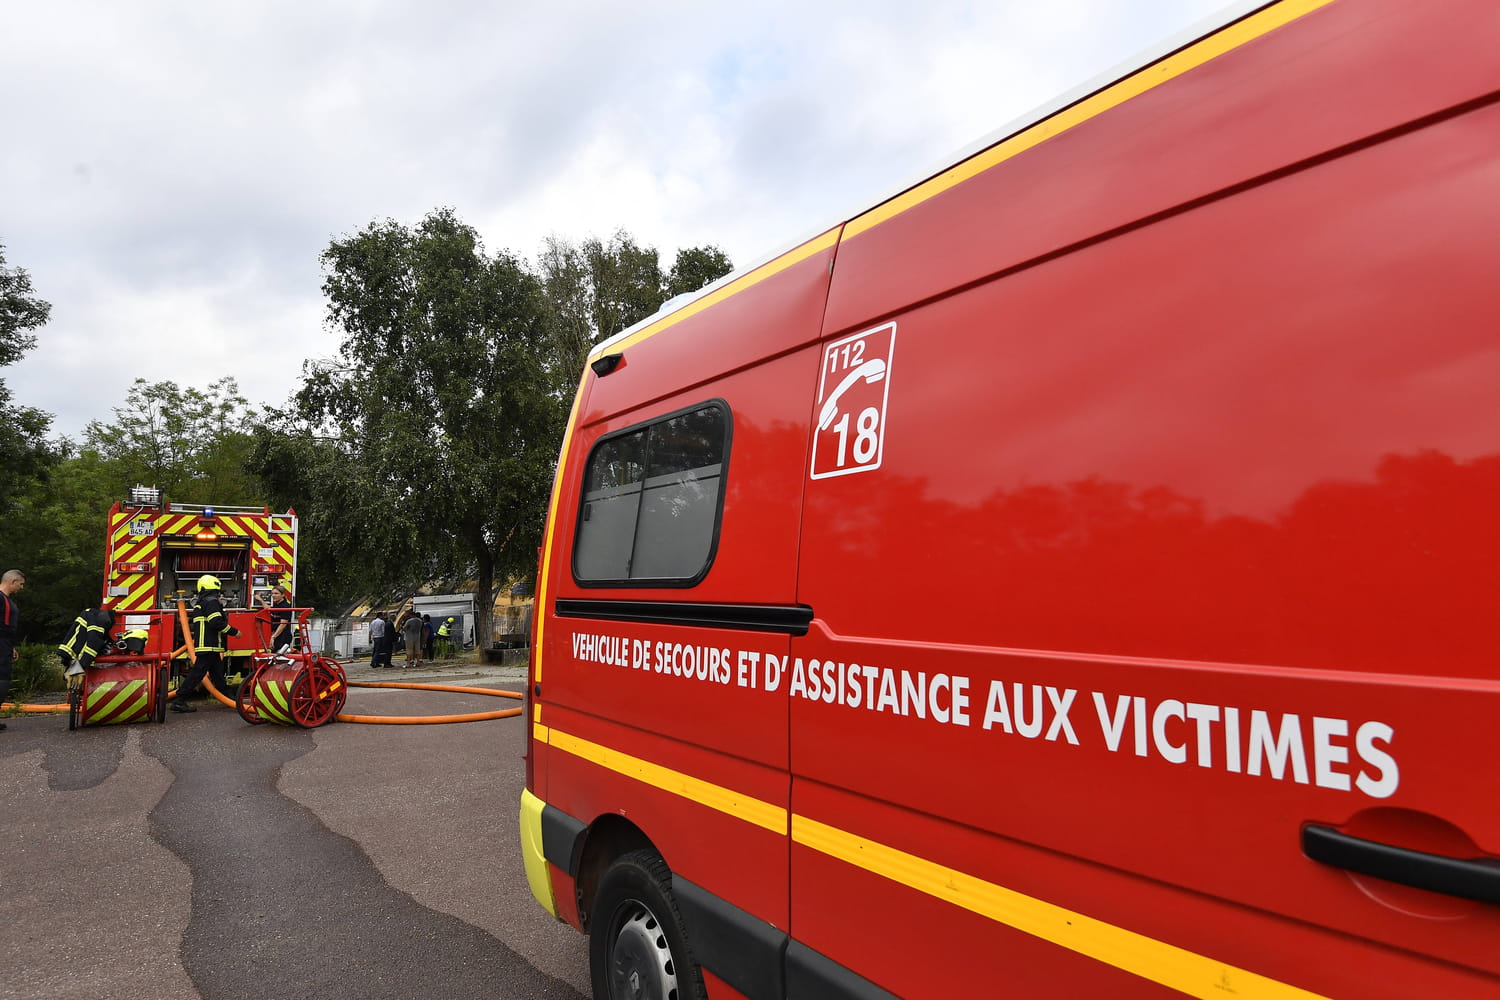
[0,666,590,1000]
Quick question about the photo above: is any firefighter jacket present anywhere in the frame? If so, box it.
[190,596,237,653]
[58,609,116,669]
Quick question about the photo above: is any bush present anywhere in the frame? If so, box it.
[7,642,65,701]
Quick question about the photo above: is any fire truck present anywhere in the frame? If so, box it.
[102,484,299,670]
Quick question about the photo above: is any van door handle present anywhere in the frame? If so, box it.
[1301,824,1500,905]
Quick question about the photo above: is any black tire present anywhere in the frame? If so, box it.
[589,849,707,1000]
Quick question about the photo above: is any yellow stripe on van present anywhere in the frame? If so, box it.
[546,728,786,834]
[591,228,840,364]
[532,376,591,686]
[843,0,1337,242]
[792,815,1332,1000]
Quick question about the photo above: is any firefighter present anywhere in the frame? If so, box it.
[57,607,118,678]
[437,616,455,659]
[170,575,240,713]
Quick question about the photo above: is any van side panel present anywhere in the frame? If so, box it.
[535,246,834,938]
[825,0,1500,338]
[790,2,1500,996]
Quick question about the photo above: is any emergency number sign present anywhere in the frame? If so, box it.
[810,322,896,480]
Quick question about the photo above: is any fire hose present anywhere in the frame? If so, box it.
[3,600,521,725]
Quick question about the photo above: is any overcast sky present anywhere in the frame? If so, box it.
[3,0,1228,441]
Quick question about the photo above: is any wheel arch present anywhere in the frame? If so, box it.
[575,813,655,932]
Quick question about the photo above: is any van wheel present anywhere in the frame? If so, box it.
[589,849,706,1000]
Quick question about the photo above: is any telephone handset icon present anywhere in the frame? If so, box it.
[818,358,886,430]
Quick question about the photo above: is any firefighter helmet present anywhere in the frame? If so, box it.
[196,574,222,593]
[119,629,149,655]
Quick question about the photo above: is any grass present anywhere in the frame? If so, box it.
[2,643,66,711]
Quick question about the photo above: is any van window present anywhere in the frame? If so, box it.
[574,402,729,585]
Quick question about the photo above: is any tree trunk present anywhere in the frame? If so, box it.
[473,546,495,654]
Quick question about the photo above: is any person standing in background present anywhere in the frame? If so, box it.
[262,586,294,656]
[401,612,423,669]
[0,569,26,733]
[422,614,435,662]
[368,613,387,668]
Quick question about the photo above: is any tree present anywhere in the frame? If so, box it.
[537,231,732,388]
[83,377,261,503]
[665,245,734,299]
[272,207,563,642]
[4,449,119,641]
[1,378,264,640]
[0,241,51,367]
[0,241,61,552]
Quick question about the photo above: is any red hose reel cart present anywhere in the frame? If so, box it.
[235,608,348,728]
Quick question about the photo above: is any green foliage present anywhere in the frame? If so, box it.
[264,207,567,639]
[538,233,733,386]
[3,377,267,641]
[0,242,60,524]
[7,643,65,701]
[0,242,51,367]
[83,377,260,502]
[245,425,363,613]
[666,245,734,299]
[5,449,122,641]
[0,382,62,523]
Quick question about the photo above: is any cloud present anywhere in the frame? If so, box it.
[2,0,1227,439]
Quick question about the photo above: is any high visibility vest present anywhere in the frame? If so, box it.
[438,621,452,638]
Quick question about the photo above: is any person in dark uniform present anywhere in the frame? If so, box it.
[57,606,118,678]
[262,585,294,656]
[171,574,240,713]
[0,569,26,732]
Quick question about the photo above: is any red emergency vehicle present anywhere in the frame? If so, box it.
[102,485,300,669]
[520,1,1500,996]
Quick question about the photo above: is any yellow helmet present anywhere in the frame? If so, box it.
[196,574,222,593]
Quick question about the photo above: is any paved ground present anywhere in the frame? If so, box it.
[0,658,590,1000]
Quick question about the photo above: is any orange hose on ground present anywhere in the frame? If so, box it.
[2,701,69,714]
[336,707,522,725]
[349,681,522,699]
[335,679,522,724]
[200,674,237,708]
[8,670,523,724]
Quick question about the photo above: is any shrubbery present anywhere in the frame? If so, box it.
[6,642,64,702]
